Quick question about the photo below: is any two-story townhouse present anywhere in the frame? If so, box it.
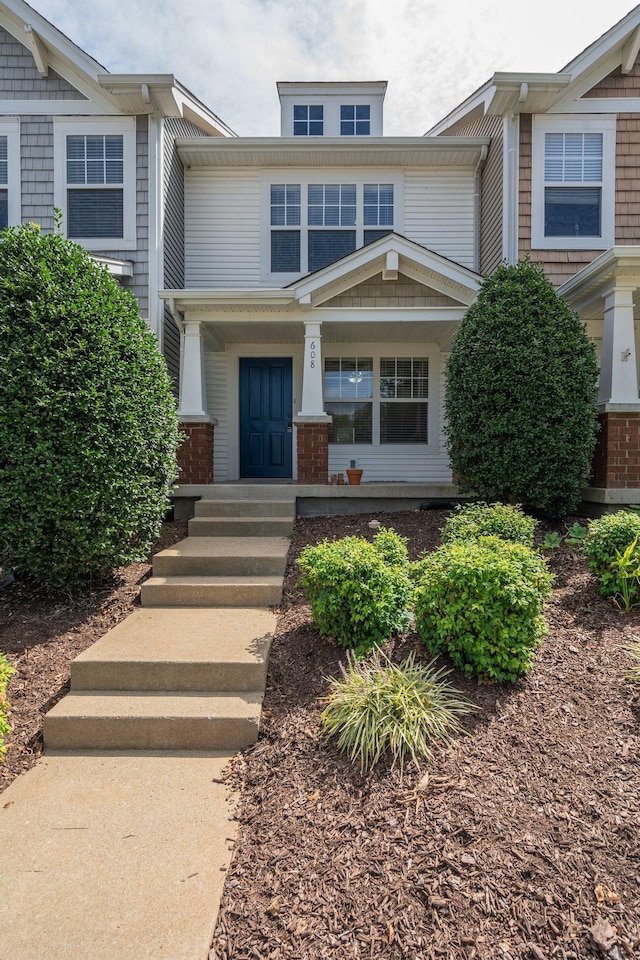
[0,0,234,413]
[428,4,640,508]
[164,80,489,487]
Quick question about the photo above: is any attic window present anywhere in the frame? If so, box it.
[293,105,323,136]
[340,105,370,136]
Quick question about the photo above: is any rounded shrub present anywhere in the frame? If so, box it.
[298,534,412,657]
[441,502,536,548]
[320,651,473,774]
[414,537,553,683]
[0,223,181,590]
[583,510,640,602]
[0,652,15,760]
[369,526,408,566]
[445,259,599,516]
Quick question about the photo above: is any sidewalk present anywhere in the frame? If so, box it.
[0,751,237,960]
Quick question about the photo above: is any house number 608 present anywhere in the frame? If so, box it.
[309,341,316,368]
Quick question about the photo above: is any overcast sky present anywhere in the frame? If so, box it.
[26,0,639,135]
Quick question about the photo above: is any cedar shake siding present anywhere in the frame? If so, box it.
[582,60,640,97]
[444,114,503,275]
[518,114,602,287]
[613,114,640,244]
[323,274,459,308]
[0,26,86,100]
[162,117,212,388]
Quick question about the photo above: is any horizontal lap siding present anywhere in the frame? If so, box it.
[185,170,261,287]
[403,171,475,269]
[206,349,229,481]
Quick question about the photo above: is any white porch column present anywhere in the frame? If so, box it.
[598,285,640,406]
[178,320,208,418]
[298,320,330,419]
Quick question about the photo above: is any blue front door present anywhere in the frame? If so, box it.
[239,358,293,479]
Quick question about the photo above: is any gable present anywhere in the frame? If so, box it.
[322,272,461,308]
[581,59,640,99]
[0,25,87,100]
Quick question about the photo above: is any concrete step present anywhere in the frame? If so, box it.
[152,536,289,578]
[43,691,263,751]
[141,575,283,608]
[195,484,297,501]
[188,516,294,538]
[69,607,274,692]
[195,498,295,518]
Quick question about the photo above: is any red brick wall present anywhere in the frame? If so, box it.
[591,413,640,488]
[177,422,214,484]
[296,423,329,484]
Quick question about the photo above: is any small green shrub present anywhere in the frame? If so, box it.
[298,535,412,657]
[414,537,553,683]
[371,527,409,567]
[0,652,15,760]
[320,651,473,773]
[583,511,640,603]
[441,502,536,548]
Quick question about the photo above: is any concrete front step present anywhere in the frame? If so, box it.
[69,608,274,692]
[43,691,263,751]
[195,499,295,518]
[152,536,289,578]
[141,575,283,608]
[188,516,294,538]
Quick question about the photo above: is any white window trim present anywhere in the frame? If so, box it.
[323,344,439,453]
[0,118,20,227]
[531,114,616,251]
[54,117,137,251]
[260,169,404,283]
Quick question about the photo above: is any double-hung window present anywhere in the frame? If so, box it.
[531,116,615,250]
[324,355,429,445]
[54,118,136,250]
[340,105,370,136]
[0,119,20,230]
[293,105,323,136]
[268,179,396,275]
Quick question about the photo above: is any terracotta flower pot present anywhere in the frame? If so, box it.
[346,468,363,486]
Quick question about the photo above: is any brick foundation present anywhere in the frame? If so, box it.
[591,412,640,489]
[296,422,329,484]
[177,421,214,484]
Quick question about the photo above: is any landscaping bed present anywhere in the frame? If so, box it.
[1,508,638,958]
[213,509,640,960]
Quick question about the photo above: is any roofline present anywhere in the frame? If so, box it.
[560,4,640,76]
[558,246,640,299]
[277,80,388,96]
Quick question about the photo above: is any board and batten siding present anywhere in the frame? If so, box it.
[403,170,476,269]
[185,169,261,287]
[162,118,211,387]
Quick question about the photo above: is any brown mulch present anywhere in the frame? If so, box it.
[0,521,187,790]
[212,510,640,960]
[1,509,639,959]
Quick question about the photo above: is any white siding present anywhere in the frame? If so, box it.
[403,170,476,269]
[206,349,229,481]
[185,169,261,287]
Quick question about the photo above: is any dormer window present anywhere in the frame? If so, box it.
[293,105,323,136]
[340,105,370,136]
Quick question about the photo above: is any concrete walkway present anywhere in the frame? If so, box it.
[0,487,295,959]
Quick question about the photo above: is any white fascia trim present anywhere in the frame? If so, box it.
[531,114,616,251]
[560,6,640,78]
[147,115,163,340]
[0,117,20,226]
[53,116,137,251]
[502,114,519,264]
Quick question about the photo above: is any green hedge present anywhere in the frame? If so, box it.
[414,536,553,683]
[441,502,536,548]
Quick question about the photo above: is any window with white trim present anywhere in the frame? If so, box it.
[324,355,429,445]
[269,180,395,275]
[54,118,137,251]
[340,105,370,136]
[531,116,615,250]
[0,119,20,229]
[293,105,323,136]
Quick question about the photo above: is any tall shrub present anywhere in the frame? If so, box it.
[445,259,599,516]
[0,223,181,590]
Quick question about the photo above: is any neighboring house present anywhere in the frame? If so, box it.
[0,0,233,396]
[428,5,640,507]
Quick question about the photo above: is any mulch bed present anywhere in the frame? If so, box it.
[0,521,187,790]
[212,510,640,960]
[1,509,639,959]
